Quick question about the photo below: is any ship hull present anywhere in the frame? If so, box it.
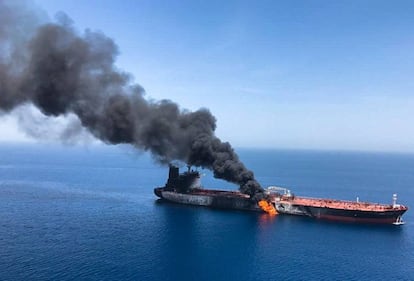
[154,187,262,212]
[275,203,406,224]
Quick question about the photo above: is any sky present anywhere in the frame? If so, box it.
[1,0,414,152]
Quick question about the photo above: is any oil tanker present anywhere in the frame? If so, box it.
[154,165,408,225]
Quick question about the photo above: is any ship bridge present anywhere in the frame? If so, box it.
[265,186,293,197]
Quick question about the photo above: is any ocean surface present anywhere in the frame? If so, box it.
[0,143,413,281]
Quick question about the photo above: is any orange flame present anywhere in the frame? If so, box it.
[258,200,278,215]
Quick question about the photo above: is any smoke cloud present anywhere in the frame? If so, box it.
[0,1,263,197]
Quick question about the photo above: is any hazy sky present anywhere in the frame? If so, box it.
[1,0,414,152]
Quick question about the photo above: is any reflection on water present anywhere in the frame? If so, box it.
[258,213,278,225]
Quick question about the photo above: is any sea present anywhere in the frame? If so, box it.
[0,143,413,281]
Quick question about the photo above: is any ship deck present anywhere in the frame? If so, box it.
[278,196,408,212]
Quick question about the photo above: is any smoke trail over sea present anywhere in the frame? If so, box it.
[0,1,263,197]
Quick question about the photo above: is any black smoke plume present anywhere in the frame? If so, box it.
[0,1,263,197]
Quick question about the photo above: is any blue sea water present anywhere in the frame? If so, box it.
[0,143,413,281]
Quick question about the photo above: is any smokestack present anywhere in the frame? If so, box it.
[0,2,263,198]
[168,165,180,182]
